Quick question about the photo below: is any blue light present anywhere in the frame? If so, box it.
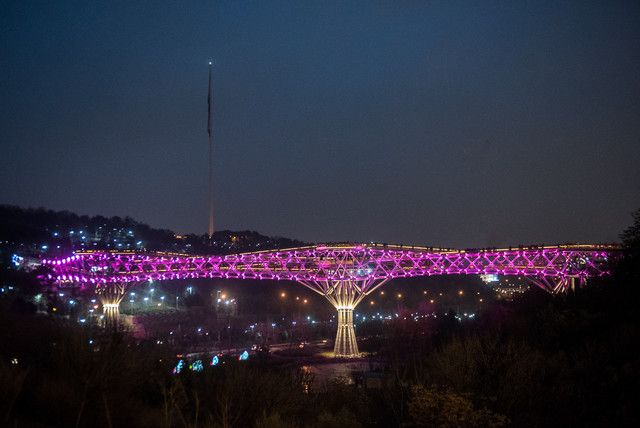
[191,360,203,372]
[12,254,24,266]
[211,355,219,366]
[239,350,249,361]
[173,359,185,374]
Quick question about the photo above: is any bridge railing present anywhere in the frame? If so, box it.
[43,243,619,287]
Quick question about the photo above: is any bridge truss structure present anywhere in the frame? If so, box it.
[44,243,617,357]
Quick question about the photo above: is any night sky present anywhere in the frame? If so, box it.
[2,1,639,248]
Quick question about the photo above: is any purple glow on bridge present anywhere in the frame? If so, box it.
[44,243,615,291]
[43,243,618,356]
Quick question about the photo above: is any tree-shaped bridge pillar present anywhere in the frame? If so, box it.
[96,281,143,331]
[526,275,584,294]
[299,278,389,357]
[335,307,357,356]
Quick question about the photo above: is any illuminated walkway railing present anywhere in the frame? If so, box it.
[44,243,618,356]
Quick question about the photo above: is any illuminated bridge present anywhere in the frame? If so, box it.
[44,243,617,357]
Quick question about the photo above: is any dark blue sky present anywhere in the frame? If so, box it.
[2,1,639,248]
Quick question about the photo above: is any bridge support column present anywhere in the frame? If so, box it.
[299,278,389,357]
[335,307,357,356]
[96,281,143,331]
[527,276,585,294]
[102,303,121,330]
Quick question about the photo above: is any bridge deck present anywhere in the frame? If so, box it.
[43,243,618,286]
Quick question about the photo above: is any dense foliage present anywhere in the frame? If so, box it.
[2,269,638,427]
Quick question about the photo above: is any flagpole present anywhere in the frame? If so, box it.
[208,62,214,240]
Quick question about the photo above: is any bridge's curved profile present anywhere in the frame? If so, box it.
[44,243,618,357]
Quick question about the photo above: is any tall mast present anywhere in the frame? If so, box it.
[208,62,214,240]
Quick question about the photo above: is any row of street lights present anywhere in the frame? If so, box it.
[128,289,171,313]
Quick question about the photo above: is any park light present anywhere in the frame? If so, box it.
[281,292,286,298]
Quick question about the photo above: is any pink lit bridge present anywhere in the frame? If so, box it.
[44,243,617,357]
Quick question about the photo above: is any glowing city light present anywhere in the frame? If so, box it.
[173,360,184,374]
